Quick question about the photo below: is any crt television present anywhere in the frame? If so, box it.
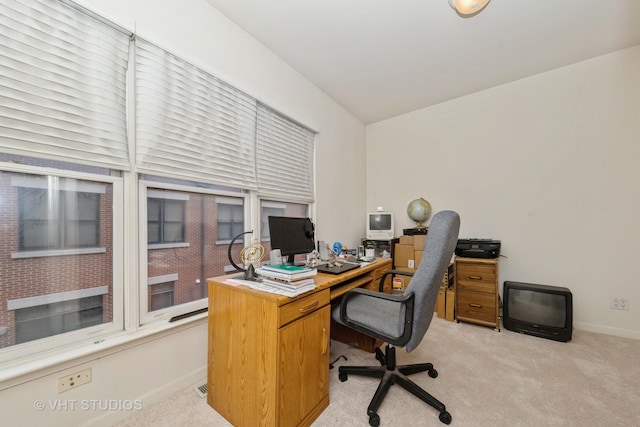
[268,216,315,264]
[366,212,394,240]
[503,281,573,342]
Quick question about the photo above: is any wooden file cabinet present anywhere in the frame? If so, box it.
[208,281,331,427]
[455,257,500,331]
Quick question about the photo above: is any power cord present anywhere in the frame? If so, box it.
[329,355,347,369]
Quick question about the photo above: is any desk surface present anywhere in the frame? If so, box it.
[210,257,392,305]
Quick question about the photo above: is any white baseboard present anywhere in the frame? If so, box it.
[574,321,640,340]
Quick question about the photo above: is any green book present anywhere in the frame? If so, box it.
[262,264,313,273]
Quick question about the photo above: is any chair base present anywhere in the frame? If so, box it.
[338,344,451,426]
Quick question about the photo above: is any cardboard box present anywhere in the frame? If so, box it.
[442,263,454,288]
[394,244,415,269]
[413,234,426,250]
[436,287,446,318]
[399,235,414,245]
[445,288,456,321]
[414,250,423,268]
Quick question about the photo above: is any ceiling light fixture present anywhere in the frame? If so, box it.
[448,0,490,16]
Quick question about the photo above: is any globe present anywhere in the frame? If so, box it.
[407,198,432,228]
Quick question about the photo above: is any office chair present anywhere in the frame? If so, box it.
[332,210,460,426]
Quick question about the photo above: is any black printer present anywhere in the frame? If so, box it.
[455,239,501,259]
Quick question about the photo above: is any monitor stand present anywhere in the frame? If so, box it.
[284,254,306,267]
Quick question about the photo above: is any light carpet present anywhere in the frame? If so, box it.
[113,315,640,426]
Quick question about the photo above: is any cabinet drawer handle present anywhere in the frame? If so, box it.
[469,303,483,308]
[321,327,328,355]
[298,300,319,313]
[468,275,482,280]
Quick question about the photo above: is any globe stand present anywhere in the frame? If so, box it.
[243,263,257,280]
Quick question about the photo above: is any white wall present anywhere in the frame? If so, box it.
[0,1,367,426]
[366,45,640,339]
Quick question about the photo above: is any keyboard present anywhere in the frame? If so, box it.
[316,262,361,275]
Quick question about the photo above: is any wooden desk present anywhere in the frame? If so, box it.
[207,258,392,427]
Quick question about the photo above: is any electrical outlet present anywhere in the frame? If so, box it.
[58,368,91,393]
[619,297,629,310]
[610,297,630,311]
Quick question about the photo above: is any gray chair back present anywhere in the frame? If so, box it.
[404,210,460,352]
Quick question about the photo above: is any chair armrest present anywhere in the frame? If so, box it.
[339,287,415,346]
[378,269,415,292]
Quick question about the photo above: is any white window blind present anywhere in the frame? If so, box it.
[135,38,258,190]
[256,104,315,202]
[0,0,131,170]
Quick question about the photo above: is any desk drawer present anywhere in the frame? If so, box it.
[456,291,496,324]
[279,289,330,327]
[456,262,496,293]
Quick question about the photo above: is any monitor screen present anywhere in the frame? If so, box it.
[507,288,566,328]
[268,216,315,262]
[369,213,392,230]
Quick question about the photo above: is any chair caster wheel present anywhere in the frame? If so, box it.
[338,372,348,382]
[428,368,438,378]
[439,411,452,425]
[368,413,380,426]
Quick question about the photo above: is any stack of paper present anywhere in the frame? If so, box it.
[224,277,315,297]
[255,264,317,281]
[259,277,316,296]
[254,264,317,296]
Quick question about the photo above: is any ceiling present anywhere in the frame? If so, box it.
[205,0,640,124]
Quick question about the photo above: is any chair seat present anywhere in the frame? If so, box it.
[331,293,405,340]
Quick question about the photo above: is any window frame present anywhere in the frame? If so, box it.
[0,162,124,365]
[138,178,249,324]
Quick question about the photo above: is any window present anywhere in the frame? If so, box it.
[0,167,121,357]
[260,200,310,263]
[261,203,286,241]
[149,282,174,312]
[217,201,244,242]
[141,180,247,322]
[148,198,186,244]
[1,0,317,366]
[14,295,104,344]
[19,188,100,251]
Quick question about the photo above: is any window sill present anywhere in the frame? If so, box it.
[0,311,207,388]
[148,242,190,250]
[11,247,107,259]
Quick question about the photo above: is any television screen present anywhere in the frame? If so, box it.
[507,289,566,328]
[268,216,315,261]
[503,281,573,342]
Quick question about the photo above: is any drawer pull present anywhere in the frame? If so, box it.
[469,303,483,308]
[468,275,482,280]
[321,327,328,355]
[298,300,319,313]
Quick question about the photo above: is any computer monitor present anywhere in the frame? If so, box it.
[268,216,315,264]
[366,212,394,240]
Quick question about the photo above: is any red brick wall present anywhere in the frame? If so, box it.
[146,193,241,309]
